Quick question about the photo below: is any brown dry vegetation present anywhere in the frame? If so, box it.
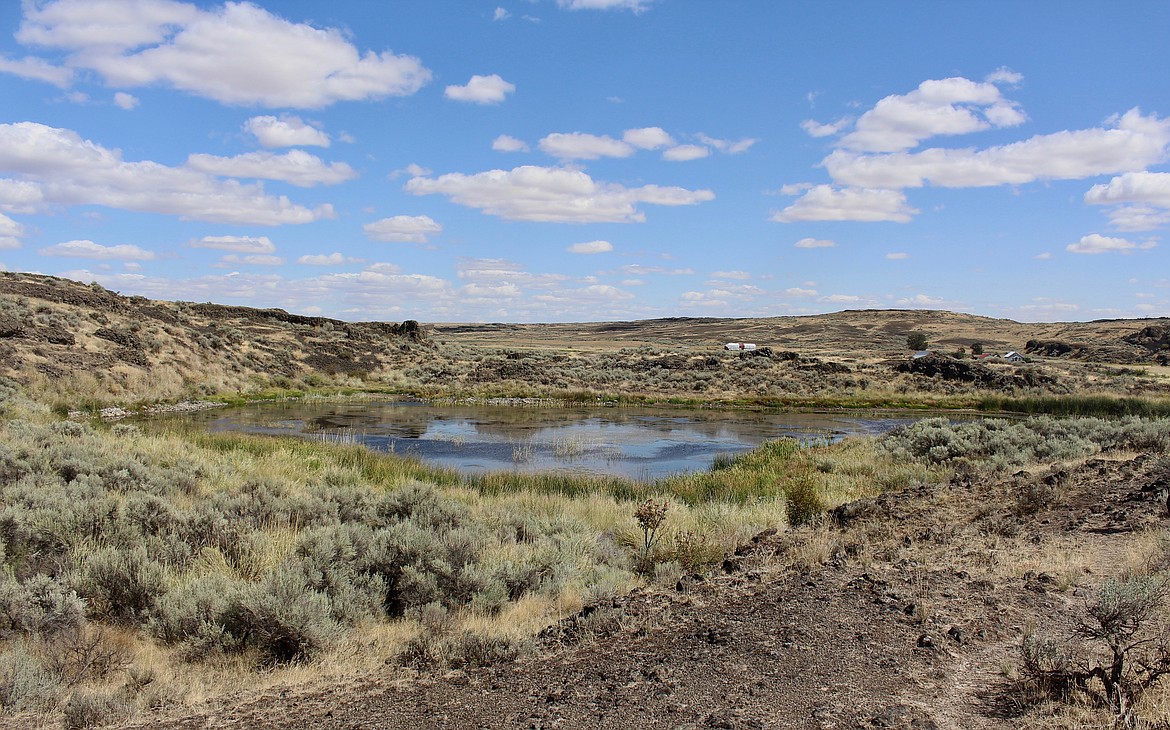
[3,271,1170,412]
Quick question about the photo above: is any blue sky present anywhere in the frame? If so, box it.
[1,0,1169,323]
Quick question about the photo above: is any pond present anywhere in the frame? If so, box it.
[170,400,934,481]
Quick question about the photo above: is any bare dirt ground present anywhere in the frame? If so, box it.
[114,453,1170,730]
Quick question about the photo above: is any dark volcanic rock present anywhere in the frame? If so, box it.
[895,353,1001,386]
[1125,325,1170,353]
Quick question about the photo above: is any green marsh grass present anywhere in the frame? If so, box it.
[978,394,1170,418]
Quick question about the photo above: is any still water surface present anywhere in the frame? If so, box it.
[174,400,930,481]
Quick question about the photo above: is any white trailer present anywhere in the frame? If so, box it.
[724,342,757,351]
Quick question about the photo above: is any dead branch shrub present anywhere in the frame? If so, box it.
[664,530,723,573]
[39,624,132,686]
[1014,480,1059,517]
[1019,577,1170,722]
[400,630,532,670]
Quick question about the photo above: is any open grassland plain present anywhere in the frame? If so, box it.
[3,272,1170,727]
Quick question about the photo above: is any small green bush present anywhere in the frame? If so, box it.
[784,475,825,527]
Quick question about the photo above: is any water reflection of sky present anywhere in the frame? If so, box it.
[179,401,929,481]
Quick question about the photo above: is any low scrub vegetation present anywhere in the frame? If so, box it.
[0,405,834,721]
[881,415,1170,471]
[2,366,1170,725]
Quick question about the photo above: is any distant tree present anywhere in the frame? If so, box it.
[906,332,928,351]
[972,342,984,356]
[953,347,967,359]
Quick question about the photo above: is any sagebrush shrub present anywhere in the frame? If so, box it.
[73,546,166,625]
[148,572,241,653]
[0,573,85,638]
[219,567,340,665]
[61,689,128,729]
[882,416,1170,470]
[0,641,56,713]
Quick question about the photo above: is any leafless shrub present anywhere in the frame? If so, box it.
[40,624,132,686]
[1019,577,1170,723]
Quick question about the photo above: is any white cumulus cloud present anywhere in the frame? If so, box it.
[39,239,156,260]
[186,150,356,187]
[774,186,917,223]
[14,0,431,108]
[696,134,757,154]
[0,54,73,87]
[405,165,714,223]
[663,144,709,162]
[567,240,613,254]
[0,179,43,213]
[1085,171,1170,231]
[824,109,1170,190]
[1066,233,1157,254]
[801,118,851,138]
[839,76,1027,153]
[793,238,836,248]
[297,252,360,266]
[445,74,515,104]
[623,127,675,150]
[0,213,25,249]
[245,116,330,148]
[539,132,634,160]
[113,91,139,109]
[191,235,276,253]
[363,215,442,243]
[492,134,529,152]
[0,122,330,224]
[557,0,654,10]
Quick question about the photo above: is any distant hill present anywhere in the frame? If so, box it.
[0,272,429,406]
[432,310,1170,363]
[2,272,1168,409]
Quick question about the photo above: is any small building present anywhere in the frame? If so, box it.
[725,342,757,351]
[1004,351,1025,362]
